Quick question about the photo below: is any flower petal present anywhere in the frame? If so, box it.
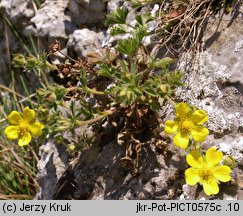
[191,110,208,125]
[4,125,19,140]
[185,168,200,185]
[191,126,209,142]
[29,122,44,137]
[7,111,23,125]
[23,106,35,123]
[212,166,231,182]
[164,120,178,134]
[186,150,204,168]
[205,148,223,167]
[176,102,190,119]
[173,132,189,149]
[202,180,219,195]
[18,132,31,146]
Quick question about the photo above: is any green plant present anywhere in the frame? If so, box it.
[7,8,182,174]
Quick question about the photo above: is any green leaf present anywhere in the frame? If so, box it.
[165,70,183,87]
[135,14,154,26]
[53,85,68,100]
[134,73,142,85]
[105,8,129,26]
[143,87,157,97]
[119,60,130,73]
[79,68,88,86]
[115,37,139,56]
[98,65,112,78]
[131,0,143,9]
[98,64,118,78]
[150,101,160,111]
[132,26,147,44]
[110,24,128,36]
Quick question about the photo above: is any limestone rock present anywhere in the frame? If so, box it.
[107,0,124,13]
[67,29,106,57]
[0,0,35,83]
[36,140,69,200]
[52,141,187,200]
[26,0,77,42]
[68,0,105,25]
[177,13,243,136]
[0,0,34,30]
[175,10,243,200]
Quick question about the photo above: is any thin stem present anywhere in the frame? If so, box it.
[84,87,105,95]
[58,51,77,63]
[27,145,39,163]
[0,118,6,123]
[19,93,37,103]
[165,95,176,107]
[68,86,105,95]
[39,69,50,87]
[0,106,8,119]
[0,84,25,99]
[3,17,11,70]
[75,109,114,127]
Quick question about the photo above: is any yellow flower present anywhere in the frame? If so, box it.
[4,107,44,146]
[185,148,232,196]
[164,102,209,149]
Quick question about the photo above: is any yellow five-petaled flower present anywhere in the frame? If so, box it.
[164,102,209,149]
[185,148,232,196]
[4,107,44,146]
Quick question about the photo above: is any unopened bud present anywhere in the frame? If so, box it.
[223,156,237,169]
[12,54,27,67]
[26,55,38,68]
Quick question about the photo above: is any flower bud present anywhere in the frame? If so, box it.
[159,84,169,93]
[223,155,237,169]
[12,54,27,67]
[26,55,38,68]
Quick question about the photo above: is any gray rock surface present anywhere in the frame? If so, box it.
[176,8,243,199]
[36,140,69,200]
[177,9,243,146]
[0,0,35,30]
[52,140,187,200]
[67,29,106,57]
[107,0,124,13]
[68,0,105,25]
[25,0,77,47]
[0,0,35,83]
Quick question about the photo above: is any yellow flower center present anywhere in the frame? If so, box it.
[180,120,194,133]
[18,121,29,135]
[199,168,213,182]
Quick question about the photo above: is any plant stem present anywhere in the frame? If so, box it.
[75,109,114,127]
[39,69,50,87]
[58,51,77,63]
[84,87,105,95]
[68,86,105,95]
[165,95,176,107]
[0,84,25,99]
